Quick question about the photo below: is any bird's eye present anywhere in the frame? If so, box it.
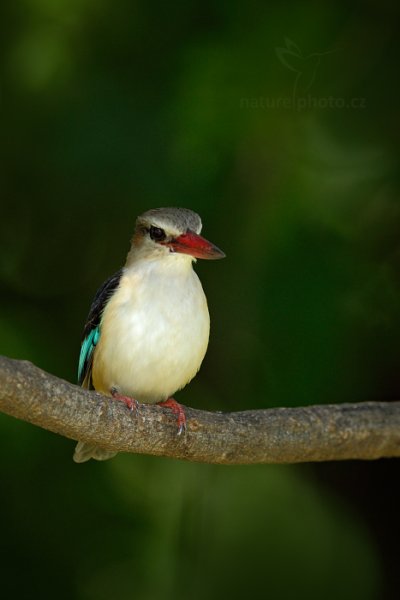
[149,226,166,242]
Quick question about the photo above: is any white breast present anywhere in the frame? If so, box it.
[92,256,210,403]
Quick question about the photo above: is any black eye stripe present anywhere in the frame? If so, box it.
[149,226,166,242]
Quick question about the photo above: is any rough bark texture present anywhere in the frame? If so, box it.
[0,355,399,463]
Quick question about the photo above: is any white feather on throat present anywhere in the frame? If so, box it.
[92,252,210,403]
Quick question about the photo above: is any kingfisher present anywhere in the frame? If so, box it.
[74,207,225,462]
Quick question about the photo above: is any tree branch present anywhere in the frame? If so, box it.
[0,355,399,464]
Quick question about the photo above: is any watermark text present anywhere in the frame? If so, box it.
[239,95,366,111]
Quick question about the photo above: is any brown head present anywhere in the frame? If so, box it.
[128,207,225,263]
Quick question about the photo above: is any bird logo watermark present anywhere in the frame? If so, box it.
[239,38,366,111]
[275,37,333,104]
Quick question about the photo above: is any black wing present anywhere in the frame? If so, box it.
[78,269,123,387]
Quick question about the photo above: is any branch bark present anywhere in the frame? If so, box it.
[0,355,399,464]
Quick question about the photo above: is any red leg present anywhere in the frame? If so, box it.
[157,398,186,435]
[111,387,139,412]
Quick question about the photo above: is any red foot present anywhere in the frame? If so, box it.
[111,388,139,412]
[157,398,186,435]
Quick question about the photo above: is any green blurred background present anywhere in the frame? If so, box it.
[1,1,399,598]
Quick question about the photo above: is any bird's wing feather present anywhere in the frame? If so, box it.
[78,269,123,387]
[73,441,118,463]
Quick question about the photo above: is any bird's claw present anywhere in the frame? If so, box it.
[177,421,186,436]
[126,398,139,412]
[111,388,139,413]
[157,398,187,435]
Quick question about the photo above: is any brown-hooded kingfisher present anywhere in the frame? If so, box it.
[74,207,225,462]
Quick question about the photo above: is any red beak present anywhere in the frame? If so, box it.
[166,229,225,260]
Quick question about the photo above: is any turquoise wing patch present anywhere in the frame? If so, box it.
[78,326,100,386]
[78,269,123,388]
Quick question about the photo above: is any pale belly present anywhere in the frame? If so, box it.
[92,266,210,403]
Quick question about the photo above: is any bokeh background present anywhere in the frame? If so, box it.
[1,1,399,598]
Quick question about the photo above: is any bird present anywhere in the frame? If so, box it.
[73,207,225,463]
